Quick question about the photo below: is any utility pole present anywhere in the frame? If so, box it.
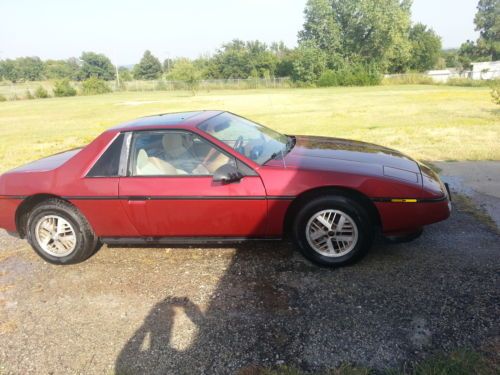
[115,62,120,90]
[164,51,170,73]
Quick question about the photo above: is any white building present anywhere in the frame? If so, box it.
[471,61,500,80]
[427,69,462,83]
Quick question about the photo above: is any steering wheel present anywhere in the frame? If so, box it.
[233,136,245,153]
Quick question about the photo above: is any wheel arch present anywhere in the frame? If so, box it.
[283,186,381,236]
[15,194,72,238]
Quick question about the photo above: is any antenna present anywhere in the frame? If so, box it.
[281,147,287,168]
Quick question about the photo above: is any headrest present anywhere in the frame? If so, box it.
[162,133,193,158]
[137,149,148,169]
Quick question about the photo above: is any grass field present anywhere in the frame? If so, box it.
[0,85,498,173]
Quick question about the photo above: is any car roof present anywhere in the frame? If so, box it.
[111,110,224,131]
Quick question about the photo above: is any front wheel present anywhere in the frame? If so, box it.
[26,199,99,265]
[292,195,373,267]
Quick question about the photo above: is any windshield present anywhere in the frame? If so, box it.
[198,112,291,165]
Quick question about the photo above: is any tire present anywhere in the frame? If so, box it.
[292,195,373,267]
[26,198,98,265]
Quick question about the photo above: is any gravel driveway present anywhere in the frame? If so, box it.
[0,197,499,374]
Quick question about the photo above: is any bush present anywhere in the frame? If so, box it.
[382,73,434,85]
[34,85,49,99]
[166,59,202,94]
[491,81,500,105]
[155,80,168,91]
[53,79,77,97]
[25,89,34,100]
[317,70,339,87]
[446,78,493,87]
[81,77,112,95]
[0,94,6,102]
[317,64,382,87]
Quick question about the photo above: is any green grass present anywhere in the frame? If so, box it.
[0,85,499,173]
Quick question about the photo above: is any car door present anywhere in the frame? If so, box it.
[118,129,268,237]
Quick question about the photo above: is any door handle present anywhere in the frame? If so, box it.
[126,196,148,203]
[128,200,146,205]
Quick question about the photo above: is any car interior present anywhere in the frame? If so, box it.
[132,131,233,176]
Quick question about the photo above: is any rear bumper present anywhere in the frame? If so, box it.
[375,197,451,236]
[0,197,22,233]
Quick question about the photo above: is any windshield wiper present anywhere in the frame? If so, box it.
[264,136,296,165]
[285,135,296,154]
[266,152,281,162]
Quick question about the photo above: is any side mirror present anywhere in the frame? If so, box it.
[213,164,243,184]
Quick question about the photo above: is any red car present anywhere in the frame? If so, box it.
[0,111,451,266]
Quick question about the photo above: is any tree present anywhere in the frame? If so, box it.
[291,41,327,83]
[118,67,133,81]
[163,58,174,74]
[44,58,80,80]
[246,40,278,78]
[298,0,341,58]
[78,52,116,81]
[133,50,162,80]
[0,57,45,82]
[441,49,461,68]
[457,0,499,65]
[211,40,254,79]
[458,40,483,70]
[333,0,412,69]
[408,23,442,71]
[272,42,295,77]
[15,57,44,81]
[298,0,413,71]
[208,40,280,79]
[474,0,500,60]
[0,60,19,82]
[167,58,202,93]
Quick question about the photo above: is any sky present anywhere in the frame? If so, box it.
[0,0,479,65]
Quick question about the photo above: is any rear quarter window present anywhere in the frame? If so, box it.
[87,134,124,177]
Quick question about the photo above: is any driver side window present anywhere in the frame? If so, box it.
[129,130,234,176]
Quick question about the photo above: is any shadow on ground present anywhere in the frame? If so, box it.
[114,206,499,374]
[0,195,498,374]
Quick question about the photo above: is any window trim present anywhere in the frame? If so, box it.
[124,128,257,178]
[118,132,132,177]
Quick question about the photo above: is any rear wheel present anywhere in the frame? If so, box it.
[26,199,98,265]
[292,195,373,267]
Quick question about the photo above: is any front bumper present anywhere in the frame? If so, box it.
[376,198,451,235]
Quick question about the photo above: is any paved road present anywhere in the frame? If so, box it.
[0,197,498,374]
[436,161,500,229]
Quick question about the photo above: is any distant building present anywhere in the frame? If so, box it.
[385,61,500,83]
[471,61,500,80]
[427,69,462,83]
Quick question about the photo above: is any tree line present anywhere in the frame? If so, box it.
[0,0,497,87]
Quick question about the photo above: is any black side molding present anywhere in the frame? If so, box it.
[371,196,448,203]
[101,236,282,246]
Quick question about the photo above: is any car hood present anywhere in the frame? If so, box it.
[276,135,421,182]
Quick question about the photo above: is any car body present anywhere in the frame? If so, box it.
[0,111,451,266]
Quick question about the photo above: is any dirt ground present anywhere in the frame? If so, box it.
[0,171,499,374]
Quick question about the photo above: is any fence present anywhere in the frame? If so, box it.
[0,77,293,98]
[113,77,293,91]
